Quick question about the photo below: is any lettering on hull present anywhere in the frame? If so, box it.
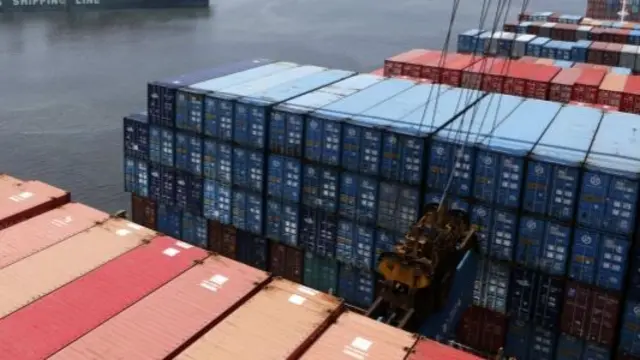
[13,0,66,5]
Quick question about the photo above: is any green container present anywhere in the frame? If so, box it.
[303,252,338,295]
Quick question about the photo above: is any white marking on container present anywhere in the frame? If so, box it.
[298,286,319,296]
[115,229,131,236]
[288,294,306,305]
[343,337,373,359]
[127,223,143,230]
[200,274,229,292]
[175,241,193,249]
[163,248,180,257]
[51,216,72,227]
[9,192,34,202]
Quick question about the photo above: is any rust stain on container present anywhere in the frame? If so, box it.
[0,217,156,319]
[407,338,484,359]
[0,180,70,230]
[597,73,628,109]
[383,49,431,76]
[207,220,237,258]
[0,203,109,270]
[131,194,157,230]
[300,311,416,360]
[175,278,343,360]
[550,68,583,103]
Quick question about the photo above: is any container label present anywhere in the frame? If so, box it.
[115,229,131,236]
[343,337,373,359]
[127,222,143,230]
[175,241,193,249]
[9,192,34,202]
[297,285,318,296]
[162,248,180,257]
[200,274,229,292]
[288,294,306,305]
[51,216,72,227]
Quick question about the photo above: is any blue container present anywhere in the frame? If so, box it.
[526,37,551,58]
[265,200,299,247]
[570,228,629,291]
[175,131,203,176]
[203,139,232,183]
[149,164,162,202]
[302,164,339,213]
[339,173,378,224]
[497,33,516,57]
[554,60,575,68]
[181,212,207,248]
[629,30,640,45]
[232,190,263,235]
[342,83,450,176]
[475,99,562,208]
[271,74,384,157]
[123,113,149,161]
[377,182,420,234]
[428,93,524,197]
[509,267,537,323]
[516,217,570,276]
[203,179,231,224]
[473,257,510,314]
[232,147,264,193]
[336,221,375,270]
[124,157,149,197]
[470,204,517,261]
[505,320,532,360]
[612,67,633,75]
[157,204,182,239]
[571,40,592,63]
[580,112,640,236]
[542,40,558,59]
[517,23,531,34]
[148,59,273,128]
[149,125,174,167]
[236,231,268,270]
[556,333,584,360]
[533,274,564,331]
[557,42,573,61]
[337,266,375,308]
[374,229,402,267]
[628,246,640,300]
[530,326,558,360]
[458,29,486,53]
[267,155,301,203]
[526,105,603,221]
[582,343,611,360]
[305,78,417,167]
[619,299,640,357]
[175,171,203,216]
[299,207,337,258]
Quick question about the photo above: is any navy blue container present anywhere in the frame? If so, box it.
[232,147,264,193]
[336,220,375,270]
[148,163,162,202]
[475,99,562,208]
[175,171,203,216]
[556,333,584,360]
[470,204,517,261]
[473,257,510,314]
[526,105,603,220]
[428,94,524,198]
[339,173,378,225]
[203,179,231,224]
[377,182,420,234]
[181,212,207,248]
[374,229,402,268]
[505,320,532,360]
[580,112,640,236]
[424,192,469,212]
[529,326,558,360]
[570,228,629,291]
[159,165,176,207]
[516,217,570,276]
[571,41,591,63]
[236,231,268,270]
[302,164,339,213]
[337,266,375,308]
[533,274,564,331]
[203,139,232,184]
[457,29,486,53]
[175,131,203,176]
[265,199,299,247]
[148,59,273,128]
[157,204,182,239]
[123,113,149,161]
[619,299,640,357]
[271,74,385,157]
[628,246,640,300]
[509,267,538,323]
[232,190,263,235]
[267,155,301,203]
[581,343,611,360]
[124,157,149,198]
[526,37,551,57]
[305,78,417,167]
[148,125,174,167]
[299,207,337,258]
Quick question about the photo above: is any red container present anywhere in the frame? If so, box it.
[597,73,628,109]
[573,63,612,72]
[550,68,583,103]
[535,59,556,66]
[0,202,109,270]
[407,338,483,359]
[369,67,385,76]
[383,49,431,76]
[51,255,270,359]
[131,193,156,230]
[399,51,442,78]
[503,22,517,33]
[419,53,464,83]
[621,76,640,114]
[572,68,607,104]
[569,101,618,112]
[481,59,509,93]
[456,306,507,354]
[269,240,303,283]
[548,12,560,22]
[0,174,22,187]
[516,56,540,64]
[0,180,70,230]
[461,60,491,89]
[525,64,561,100]
[502,63,529,97]
[0,236,209,360]
[561,281,621,347]
[588,41,608,64]
[603,43,623,66]
[441,55,482,86]
[207,220,237,258]
[591,27,606,42]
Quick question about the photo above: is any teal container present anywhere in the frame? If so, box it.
[303,252,338,295]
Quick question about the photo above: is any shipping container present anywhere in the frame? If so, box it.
[525,105,603,220]
[620,45,639,70]
[598,73,628,108]
[475,99,562,207]
[622,75,640,114]
[269,241,303,283]
[233,147,264,192]
[580,111,640,235]
[508,267,537,323]
[469,204,517,261]
[202,179,231,224]
[302,163,339,213]
[123,156,149,197]
[505,320,533,360]
[148,59,273,128]
[207,221,237,259]
[0,217,156,319]
[628,245,640,301]
[556,333,584,360]
[271,74,385,157]
[175,171,203,216]
[175,278,343,359]
[157,203,182,239]
[181,212,208,248]
[0,236,208,360]
[232,189,262,235]
[301,311,415,359]
[573,68,607,104]
[175,131,203,176]
[473,257,509,314]
[406,338,484,359]
[123,112,149,161]
[0,174,22,187]
[0,180,70,230]
[148,163,176,206]
[235,229,268,270]
[458,29,487,54]
[267,154,301,202]
[619,299,640,358]
[266,199,299,247]
[377,181,421,235]
[338,265,376,308]
[148,125,174,167]
[131,193,157,229]
[202,138,232,183]
[339,172,378,224]
[549,68,584,103]
[304,78,417,167]
[533,274,565,330]
[384,49,434,75]
[300,207,338,258]
[0,203,109,270]
[303,252,338,294]
[456,306,508,354]
[394,51,444,78]
[336,220,375,270]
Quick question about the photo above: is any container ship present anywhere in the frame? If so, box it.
[6,3,640,360]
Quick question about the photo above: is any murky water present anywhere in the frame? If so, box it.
[0,0,583,213]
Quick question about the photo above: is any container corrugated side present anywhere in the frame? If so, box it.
[597,73,628,109]
[0,236,208,360]
[123,112,149,161]
[157,203,182,239]
[232,189,263,235]
[338,266,375,308]
[175,278,343,359]
[384,49,433,75]
[526,105,603,221]
[0,180,70,230]
[456,306,508,354]
[265,199,299,247]
[0,203,109,270]
[148,59,273,128]
[504,320,532,359]
[300,207,338,258]
[301,311,416,359]
[336,219,375,270]
[51,254,269,360]
[473,257,510,314]
[555,333,583,360]
[148,125,174,167]
[267,154,301,203]
[475,99,561,207]
[124,157,149,197]
[270,74,385,157]
[303,252,338,294]
[175,131,203,176]
[181,212,208,248]
[0,217,156,319]
[203,138,232,183]
[235,229,268,270]
[203,179,232,224]
[515,217,570,275]
[232,146,264,192]
[131,193,157,230]
[469,203,518,261]
[580,111,640,236]
[302,163,339,214]
[175,171,203,216]
[619,298,640,358]
[207,221,237,259]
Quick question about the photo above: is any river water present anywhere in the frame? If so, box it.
[0,0,583,213]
